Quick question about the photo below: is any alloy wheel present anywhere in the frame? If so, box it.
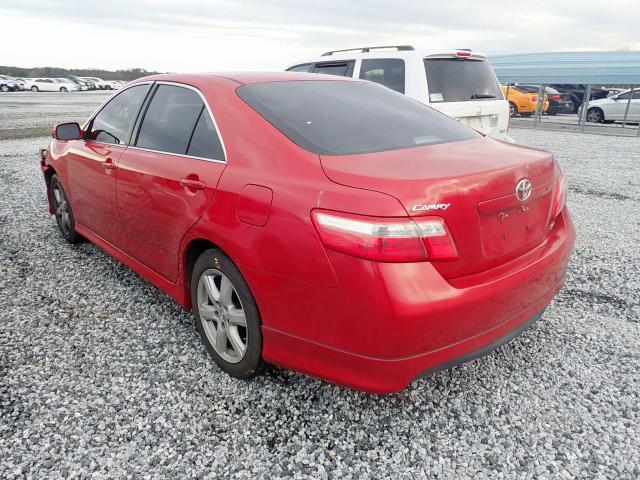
[587,108,602,123]
[197,268,248,363]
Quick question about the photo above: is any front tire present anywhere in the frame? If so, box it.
[191,249,263,379]
[508,102,518,117]
[587,107,604,123]
[31,86,39,92]
[60,87,68,92]
[1,85,9,92]
[50,174,81,243]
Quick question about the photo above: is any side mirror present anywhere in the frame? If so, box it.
[54,122,82,141]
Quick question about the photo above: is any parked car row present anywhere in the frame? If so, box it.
[499,83,634,120]
[0,75,126,92]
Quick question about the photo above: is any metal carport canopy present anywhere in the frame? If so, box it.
[488,51,640,84]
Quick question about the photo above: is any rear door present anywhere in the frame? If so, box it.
[607,90,640,121]
[116,83,227,282]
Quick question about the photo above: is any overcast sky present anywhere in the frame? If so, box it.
[2,0,639,72]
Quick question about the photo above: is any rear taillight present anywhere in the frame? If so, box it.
[456,51,471,57]
[551,172,568,219]
[530,95,538,102]
[552,94,560,100]
[311,210,457,263]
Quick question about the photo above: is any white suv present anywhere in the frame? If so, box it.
[287,45,509,140]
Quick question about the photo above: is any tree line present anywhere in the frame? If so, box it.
[0,66,162,80]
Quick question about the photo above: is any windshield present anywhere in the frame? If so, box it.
[237,80,479,156]
[424,58,502,103]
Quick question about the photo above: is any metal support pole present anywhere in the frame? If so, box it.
[622,85,634,128]
[579,84,592,132]
[534,84,545,128]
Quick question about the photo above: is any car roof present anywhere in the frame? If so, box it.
[287,48,488,67]
[135,72,358,86]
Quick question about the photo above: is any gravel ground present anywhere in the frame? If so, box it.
[1,95,639,479]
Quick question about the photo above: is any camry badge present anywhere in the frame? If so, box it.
[411,203,451,212]
[515,178,532,202]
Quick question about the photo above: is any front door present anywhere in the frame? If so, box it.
[608,90,640,121]
[116,83,227,281]
[66,83,151,246]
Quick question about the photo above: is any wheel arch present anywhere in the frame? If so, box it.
[43,164,58,214]
[182,237,222,308]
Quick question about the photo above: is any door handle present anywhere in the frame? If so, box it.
[180,178,207,190]
[103,158,116,170]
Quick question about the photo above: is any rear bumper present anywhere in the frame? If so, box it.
[264,302,550,394]
[256,210,575,393]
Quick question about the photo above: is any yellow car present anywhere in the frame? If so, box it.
[501,84,549,117]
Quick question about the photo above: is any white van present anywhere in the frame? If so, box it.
[286,45,510,141]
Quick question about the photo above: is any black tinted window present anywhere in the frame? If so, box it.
[187,110,225,160]
[313,62,352,76]
[237,81,478,156]
[88,84,150,144]
[287,64,312,73]
[424,58,501,102]
[136,85,203,154]
[616,90,638,101]
[359,58,405,93]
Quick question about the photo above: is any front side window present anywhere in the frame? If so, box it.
[287,64,312,73]
[424,58,502,103]
[136,85,204,155]
[313,62,354,77]
[359,58,405,93]
[616,90,637,101]
[87,84,150,144]
[237,80,478,156]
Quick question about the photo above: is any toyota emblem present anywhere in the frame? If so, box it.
[515,178,532,202]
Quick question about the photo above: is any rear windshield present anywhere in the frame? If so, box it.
[424,58,502,103]
[237,81,479,156]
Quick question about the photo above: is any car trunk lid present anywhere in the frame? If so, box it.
[320,137,558,279]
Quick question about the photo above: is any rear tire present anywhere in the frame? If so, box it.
[1,85,9,92]
[31,86,39,92]
[60,87,68,92]
[569,97,580,114]
[191,249,263,379]
[50,174,82,243]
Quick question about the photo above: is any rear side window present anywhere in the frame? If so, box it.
[88,84,151,144]
[287,64,312,73]
[187,109,225,160]
[359,58,405,93]
[136,85,203,155]
[237,80,478,156]
[424,58,501,103]
[312,62,354,77]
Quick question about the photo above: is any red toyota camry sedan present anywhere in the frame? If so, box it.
[42,73,575,393]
